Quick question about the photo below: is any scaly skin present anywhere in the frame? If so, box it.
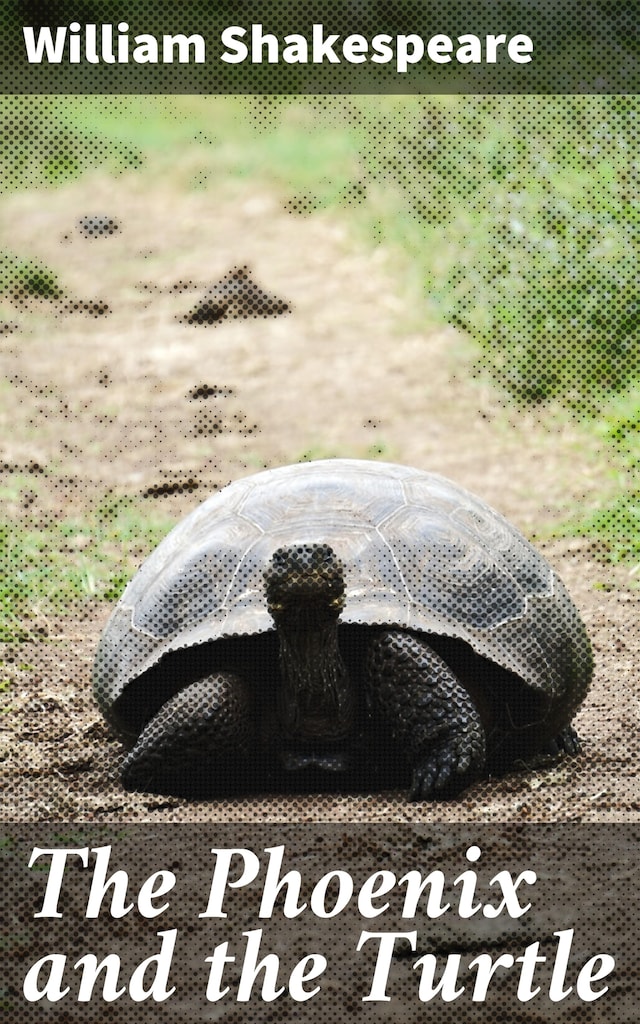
[118,543,579,802]
[366,629,487,799]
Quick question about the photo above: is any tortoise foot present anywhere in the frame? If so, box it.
[367,629,487,801]
[409,744,479,801]
[547,725,582,758]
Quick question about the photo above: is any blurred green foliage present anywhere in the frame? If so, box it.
[307,96,640,414]
[0,252,62,300]
[0,97,142,190]
[1,93,637,616]
[0,496,173,641]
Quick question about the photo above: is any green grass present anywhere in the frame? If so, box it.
[579,496,640,566]
[0,252,63,300]
[1,93,638,613]
[231,95,640,567]
[0,497,174,641]
[256,96,640,411]
[571,386,640,564]
[0,96,142,191]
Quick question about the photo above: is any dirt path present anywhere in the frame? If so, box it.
[1,167,638,823]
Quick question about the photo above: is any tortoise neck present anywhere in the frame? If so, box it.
[275,616,354,742]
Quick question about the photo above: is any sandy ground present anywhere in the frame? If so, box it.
[1,166,638,824]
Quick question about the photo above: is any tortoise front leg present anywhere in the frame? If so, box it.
[366,630,487,800]
[121,672,253,797]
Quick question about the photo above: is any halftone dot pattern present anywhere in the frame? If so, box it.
[78,214,121,237]
[0,249,109,315]
[3,824,639,1020]
[0,85,638,833]
[183,265,291,325]
[2,2,639,93]
[91,460,592,802]
[0,97,142,182]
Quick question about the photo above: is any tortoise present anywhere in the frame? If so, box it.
[93,459,592,801]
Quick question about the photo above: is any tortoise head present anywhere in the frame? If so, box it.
[264,543,352,745]
[264,543,346,628]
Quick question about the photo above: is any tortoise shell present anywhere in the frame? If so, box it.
[94,459,592,747]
